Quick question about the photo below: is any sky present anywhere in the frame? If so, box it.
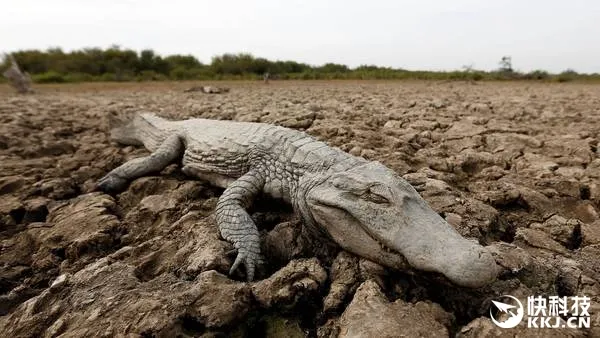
[3,0,599,73]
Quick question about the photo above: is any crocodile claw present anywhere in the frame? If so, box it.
[96,173,129,193]
[229,247,264,282]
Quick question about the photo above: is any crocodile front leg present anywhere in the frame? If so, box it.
[97,135,183,192]
[216,170,265,281]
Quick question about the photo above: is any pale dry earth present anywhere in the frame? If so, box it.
[0,81,599,337]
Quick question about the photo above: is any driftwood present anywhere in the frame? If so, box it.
[2,54,33,94]
[183,85,230,94]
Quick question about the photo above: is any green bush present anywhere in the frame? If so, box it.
[99,73,117,82]
[169,66,191,80]
[33,71,66,83]
[525,70,550,80]
[136,70,167,81]
[6,46,599,83]
[170,66,212,80]
[63,72,94,82]
[555,69,578,82]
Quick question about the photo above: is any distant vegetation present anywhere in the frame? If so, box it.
[1,46,599,83]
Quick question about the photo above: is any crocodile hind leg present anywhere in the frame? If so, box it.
[216,169,266,281]
[97,134,183,192]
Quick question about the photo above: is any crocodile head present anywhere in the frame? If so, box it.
[306,161,499,288]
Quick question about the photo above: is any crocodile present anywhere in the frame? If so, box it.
[97,113,500,288]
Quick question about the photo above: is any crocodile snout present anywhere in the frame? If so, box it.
[389,213,500,288]
[442,245,499,288]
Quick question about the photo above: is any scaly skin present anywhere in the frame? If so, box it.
[98,113,500,287]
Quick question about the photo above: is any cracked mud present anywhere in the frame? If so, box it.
[1,81,599,337]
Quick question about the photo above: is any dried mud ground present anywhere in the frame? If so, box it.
[1,80,600,337]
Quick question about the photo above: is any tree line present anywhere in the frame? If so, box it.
[1,46,598,83]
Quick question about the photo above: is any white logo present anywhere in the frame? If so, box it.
[490,295,524,328]
[490,295,591,329]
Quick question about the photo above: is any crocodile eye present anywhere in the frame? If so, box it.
[360,184,391,204]
[361,191,389,204]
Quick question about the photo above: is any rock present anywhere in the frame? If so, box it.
[514,228,570,255]
[530,215,582,249]
[276,112,316,130]
[39,141,77,156]
[348,146,362,156]
[556,258,584,296]
[49,273,71,292]
[487,242,559,291]
[556,166,586,179]
[0,263,252,337]
[488,242,533,274]
[21,197,50,223]
[581,221,600,246]
[474,182,521,207]
[42,192,121,262]
[445,121,486,139]
[429,99,446,109]
[139,194,178,212]
[358,259,387,288]
[468,102,492,114]
[71,165,105,185]
[170,212,231,278]
[382,120,403,129]
[35,178,78,199]
[446,150,506,175]
[0,192,121,299]
[417,130,433,146]
[116,176,181,210]
[517,186,552,212]
[403,172,452,195]
[262,221,304,266]
[575,245,600,282]
[545,136,594,166]
[261,315,305,338]
[323,252,359,312]
[335,280,451,337]
[515,153,558,172]
[443,196,499,239]
[0,196,22,216]
[445,212,463,228]
[360,148,377,159]
[318,318,341,338]
[252,258,327,309]
[0,175,26,194]
[573,202,599,224]
[514,134,544,148]
[408,120,440,131]
[186,271,252,328]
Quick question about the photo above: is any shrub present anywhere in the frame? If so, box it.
[525,70,550,80]
[99,73,117,82]
[63,72,94,82]
[33,71,66,83]
[136,70,167,81]
[169,66,191,80]
[555,69,578,82]
[5,46,597,83]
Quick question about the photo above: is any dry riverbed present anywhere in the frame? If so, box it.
[1,80,599,337]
